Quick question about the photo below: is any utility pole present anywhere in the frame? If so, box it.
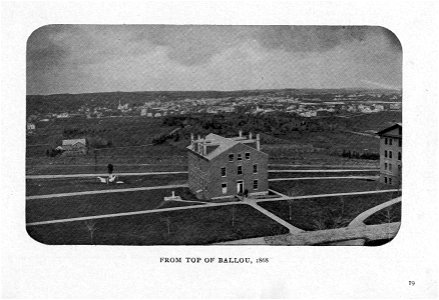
[94,149,97,172]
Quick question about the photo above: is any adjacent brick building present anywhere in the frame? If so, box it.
[377,123,402,186]
[187,132,268,200]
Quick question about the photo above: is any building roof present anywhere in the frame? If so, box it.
[187,133,261,160]
[376,123,402,136]
[62,138,86,146]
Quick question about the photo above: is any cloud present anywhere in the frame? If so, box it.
[26,25,402,94]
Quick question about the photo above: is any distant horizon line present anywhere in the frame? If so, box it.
[27,87,402,97]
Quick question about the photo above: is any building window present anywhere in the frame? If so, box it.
[389,178,393,185]
[221,183,227,194]
[237,153,242,161]
[389,163,392,171]
[253,179,258,190]
[237,165,242,175]
[245,152,250,160]
[384,177,388,184]
[399,127,402,135]
[389,138,393,146]
[221,167,226,177]
[384,150,388,158]
[389,151,393,159]
[385,138,388,145]
[228,154,234,162]
[384,163,387,170]
[398,164,402,171]
[398,152,401,161]
[253,164,258,174]
[398,139,402,147]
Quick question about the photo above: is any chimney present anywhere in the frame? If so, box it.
[256,133,260,151]
[249,132,253,140]
[197,135,201,141]
[202,141,207,156]
[190,133,194,142]
[239,130,242,137]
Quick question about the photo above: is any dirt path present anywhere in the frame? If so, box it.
[268,176,378,181]
[26,184,188,200]
[244,200,303,233]
[26,201,245,226]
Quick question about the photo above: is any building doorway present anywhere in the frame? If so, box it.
[237,180,244,194]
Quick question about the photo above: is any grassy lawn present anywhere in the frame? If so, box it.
[26,187,198,223]
[363,202,402,225]
[26,163,188,175]
[268,164,379,169]
[26,117,170,147]
[267,152,380,167]
[26,174,187,196]
[26,144,188,169]
[268,171,379,179]
[269,178,392,196]
[26,204,289,245]
[258,192,401,231]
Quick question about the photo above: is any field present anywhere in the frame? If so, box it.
[269,178,392,196]
[25,108,401,245]
[26,187,198,223]
[27,144,188,169]
[26,170,381,196]
[258,192,401,231]
[26,174,187,196]
[264,149,379,166]
[26,163,188,175]
[268,171,379,179]
[26,111,399,169]
[27,116,173,147]
[26,204,289,245]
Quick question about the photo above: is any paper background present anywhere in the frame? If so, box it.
[1,0,438,298]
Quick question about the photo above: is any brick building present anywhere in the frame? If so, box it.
[377,123,402,186]
[187,132,268,200]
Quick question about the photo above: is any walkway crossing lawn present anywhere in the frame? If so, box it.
[26,188,198,223]
[257,192,402,231]
[269,178,390,196]
[268,171,379,179]
[26,174,187,196]
[26,163,188,175]
[363,202,401,225]
[26,204,289,245]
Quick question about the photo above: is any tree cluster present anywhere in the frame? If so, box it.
[341,149,379,160]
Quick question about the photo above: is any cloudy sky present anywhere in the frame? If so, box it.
[27,25,402,95]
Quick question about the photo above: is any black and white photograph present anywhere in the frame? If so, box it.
[2,1,438,298]
[25,25,402,246]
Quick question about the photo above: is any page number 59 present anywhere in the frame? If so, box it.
[409,281,415,286]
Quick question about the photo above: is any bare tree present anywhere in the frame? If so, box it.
[85,220,97,244]
[286,199,294,221]
[230,206,237,227]
[380,206,398,239]
[339,195,345,217]
[312,210,350,231]
[161,217,172,235]
[286,188,296,221]
[312,212,327,231]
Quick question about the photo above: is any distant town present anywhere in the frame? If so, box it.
[26,89,401,129]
